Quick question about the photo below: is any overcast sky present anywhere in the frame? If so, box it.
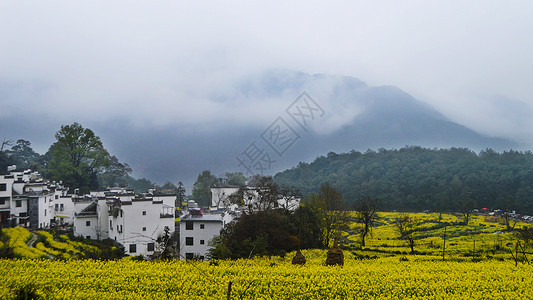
[2,0,533,152]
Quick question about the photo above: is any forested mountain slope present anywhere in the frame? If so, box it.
[274,147,533,214]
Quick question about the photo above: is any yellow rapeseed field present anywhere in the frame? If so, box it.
[1,253,532,299]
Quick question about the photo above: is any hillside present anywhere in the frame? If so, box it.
[274,146,533,214]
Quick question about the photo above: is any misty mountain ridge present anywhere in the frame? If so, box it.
[0,70,519,188]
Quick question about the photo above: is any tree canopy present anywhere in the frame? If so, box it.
[274,147,533,214]
[48,123,111,193]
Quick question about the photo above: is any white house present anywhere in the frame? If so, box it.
[0,169,69,228]
[73,190,176,257]
[179,200,234,260]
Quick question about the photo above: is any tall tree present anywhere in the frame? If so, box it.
[48,123,111,193]
[354,196,379,247]
[317,183,348,248]
[176,181,186,206]
[97,155,132,188]
[395,213,420,254]
[223,172,247,186]
[7,139,40,170]
[192,170,219,206]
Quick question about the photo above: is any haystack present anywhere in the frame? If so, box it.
[292,249,306,265]
[326,240,344,266]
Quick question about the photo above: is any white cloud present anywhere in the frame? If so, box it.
[1,1,533,144]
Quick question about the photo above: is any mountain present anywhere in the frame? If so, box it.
[0,70,519,189]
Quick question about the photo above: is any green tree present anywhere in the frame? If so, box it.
[97,155,132,188]
[192,170,219,206]
[315,183,348,248]
[176,181,186,206]
[7,139,40,170]
[223,172,247,186]
[48,123,111,194]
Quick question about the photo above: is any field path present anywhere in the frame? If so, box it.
[27,232,38,247]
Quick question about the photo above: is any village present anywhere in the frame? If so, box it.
[0,167,300,259]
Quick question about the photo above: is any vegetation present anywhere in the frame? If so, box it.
[1,251,532,299]
[0,227,124,260]
[1,124,186,193]
[275,146,533,214]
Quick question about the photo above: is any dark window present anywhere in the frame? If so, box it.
[120,225,123,233]
[120,210,123,217]
[55,204,59,211]
[55,195,58,199]
[110,220,113,229]
[200,224,205,229]
[0,197,7,205]
[147,243,155,251]
[60,204,64,211]
[86,236,90,239]
[15,200,21,207]
[142,227,146,231]
[185,253,194,260]
[200,240,205,245]
[142,211,146,215]
[186,237,193,245]
[86,221,90,226]
[129,244,136,253]
[0,183,6,191]
[186,221,193,230]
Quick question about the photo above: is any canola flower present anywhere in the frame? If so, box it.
[1,253,532,299]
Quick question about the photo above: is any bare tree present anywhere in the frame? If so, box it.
[395,213,420,254]
[500,211,517,231]
[354,196,379,247]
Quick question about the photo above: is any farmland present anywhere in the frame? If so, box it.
[1,212,532,299]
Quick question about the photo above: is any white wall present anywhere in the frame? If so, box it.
[54,196,75,225]
[110,199,174,257]
[180,216,223,260]
[74,215,99,239]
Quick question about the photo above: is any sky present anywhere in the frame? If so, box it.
[1,1,533,186]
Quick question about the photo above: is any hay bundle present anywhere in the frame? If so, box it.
[292,250,306,265]
[326,240,344,266]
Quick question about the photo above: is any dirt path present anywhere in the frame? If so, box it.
[27,232,38,247]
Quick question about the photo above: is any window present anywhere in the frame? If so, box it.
[142,210,146,215]
[86,236,91,239]
[55,204,59,211]
[44,209,46,216]
[142,227,146,231]
[120,225,123,233]
[186,221,193,230]
[0,197,7,205]
[44,197,46,203]
[129,244,137,253]
[60,204,64,211]
[120,210,123,217]
[200,224,205,229]
[110,220,113,229]
[55,195,58,199]
[185,237,193,245]
[16,200,22,207]
[147,243,155,251]
[0,183,6,191]
[86,221,90,226]
[185,253,194,260]
[200,240,205,245]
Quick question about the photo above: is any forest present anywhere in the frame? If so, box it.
[274,146,533,214]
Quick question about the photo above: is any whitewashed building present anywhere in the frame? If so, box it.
[0,169,69,228]
[179,201,234,260]
[73,190,176,257]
